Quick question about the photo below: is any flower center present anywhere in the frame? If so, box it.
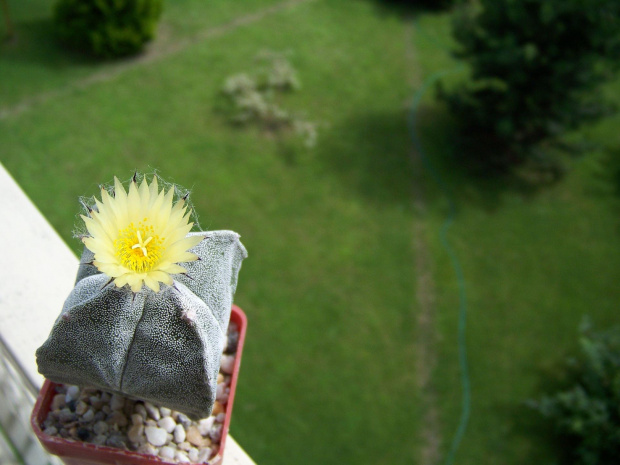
[115,220,163,273]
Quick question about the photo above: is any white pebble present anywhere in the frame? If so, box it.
[131,413,144,426]
[58,408,75,423]
[220,355,235,374]
[173,424,186,444]
[216,413,226,423]
[178,442,191,451]
[144,402,161,420]
[137,443,158,456]
[158,416,177,433]
[160,407,172,417]
[198,417,214,436]
[93,435,107,445]
[82,408,95,422]
[175,450,191,463]
[110,394,125,411]
[159,446,176,460]
[135,403,147,420]
[43,426,57,436]
[188,448,199,462]
[65,385,80,402]
[216,384,229,403]
[177,413,191,428]
[198,447,212,463]
[93,421,108,435]
[209,424,222,442]
[145,426,168,447]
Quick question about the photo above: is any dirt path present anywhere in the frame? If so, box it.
[405,20,442,465]
[0,0,316,120]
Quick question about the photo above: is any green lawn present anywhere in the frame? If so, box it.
[2,1,619,465]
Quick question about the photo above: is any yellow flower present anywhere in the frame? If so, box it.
[81,176,203,293]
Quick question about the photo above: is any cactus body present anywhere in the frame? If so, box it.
[37,230,247,419]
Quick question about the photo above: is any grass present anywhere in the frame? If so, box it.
[2,1,620,465]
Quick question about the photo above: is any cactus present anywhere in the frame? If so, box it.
[36,176,247,419]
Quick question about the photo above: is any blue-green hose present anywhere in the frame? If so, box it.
[408,63,470,465]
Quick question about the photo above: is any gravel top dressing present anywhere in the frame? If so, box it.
[39,322,241,464]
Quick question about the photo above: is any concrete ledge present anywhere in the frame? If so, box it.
[0,162,256,465]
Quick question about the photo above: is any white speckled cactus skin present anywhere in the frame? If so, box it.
[36,231,247,419]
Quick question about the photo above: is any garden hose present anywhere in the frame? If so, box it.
[407,50,470,465]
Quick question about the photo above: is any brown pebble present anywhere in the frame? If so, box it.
[212,402,225,416]
[108,411,128,427]
[76,401,89,416]
[90,396,104,410]
[186,426,210,448]
[127,424,144,445]
[51,394,66,411]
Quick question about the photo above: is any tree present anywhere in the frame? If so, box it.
[442,0,620,173]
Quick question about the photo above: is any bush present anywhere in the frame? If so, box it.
[442,0,620,173]
[528,322,620,465]
[220,51,319,148]
[53,0,163,58]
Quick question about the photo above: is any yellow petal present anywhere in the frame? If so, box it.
[144,275,160,292]
[157,262,188,275]
[148,175,159,202]
[114,177,127,204]
[126,274,144,293]
[162,239,202,263]
[149,270,174,286]
[114,275,130,288]
[138,177,151,211]
[127,179,141,220]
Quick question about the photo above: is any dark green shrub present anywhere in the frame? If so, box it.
[53,0,163,58]
[442,0,620,173]
[528,322,620,465]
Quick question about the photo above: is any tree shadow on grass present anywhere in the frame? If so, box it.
[493,398,571,465]
[0,18,101,69]
[413,102,557,212]
[311,109,417,209]
[603,146,620,199]
[312,104,552,215]
[365,0,455,18]
[503,358,581,465]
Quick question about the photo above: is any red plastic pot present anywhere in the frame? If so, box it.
[31,305,247,465]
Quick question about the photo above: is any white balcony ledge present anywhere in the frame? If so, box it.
[0,162,256,465]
